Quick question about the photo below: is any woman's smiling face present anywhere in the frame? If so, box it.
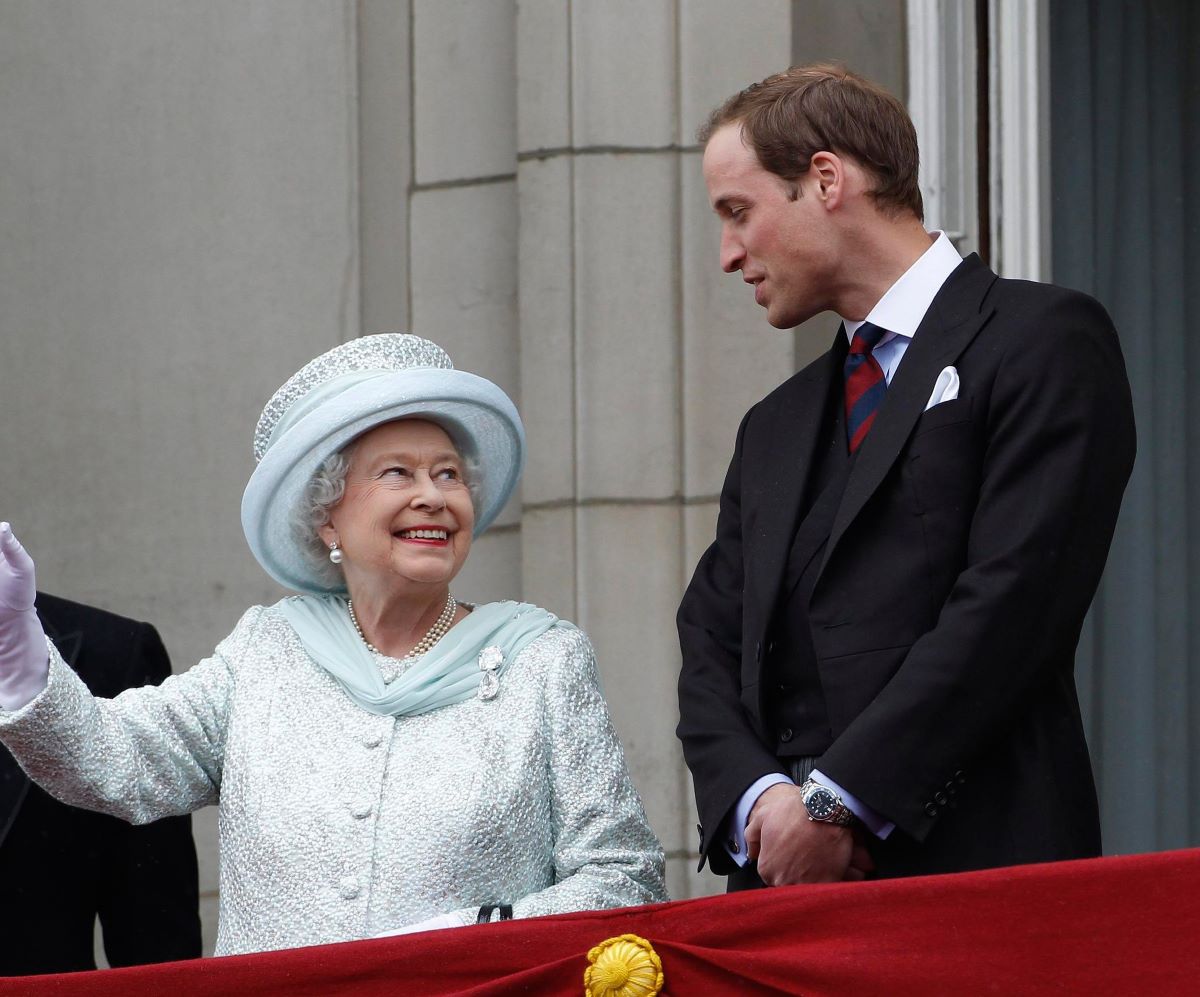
[319,419,475,595]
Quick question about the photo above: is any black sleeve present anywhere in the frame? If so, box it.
[677,409,790,872]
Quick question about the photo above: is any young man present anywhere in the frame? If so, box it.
[677,64,1136,888]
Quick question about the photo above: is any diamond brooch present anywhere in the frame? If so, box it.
[477,645,503,701]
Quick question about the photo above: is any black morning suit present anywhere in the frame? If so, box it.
[0,593,202,974]
[677,255,1136,879]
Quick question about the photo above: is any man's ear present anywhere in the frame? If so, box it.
[809,150,843,207]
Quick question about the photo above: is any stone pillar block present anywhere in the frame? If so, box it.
[680,151,797,498]
[570,0,676,147]
[518,156,576,505]
[574,153,679,500]
[520,506,578,621]
[516,0,571,152]
[409,181,520,400]
[359,0,413,336]
[455,526,522,606]
[575,504,687,854]
[679,0,793,137]
[412,0,517,183]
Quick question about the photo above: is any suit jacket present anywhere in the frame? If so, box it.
[677,255,1136,878]
[0,594,202,975]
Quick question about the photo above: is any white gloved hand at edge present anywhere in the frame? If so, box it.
[0,523,50,711]
[373,911,471,938]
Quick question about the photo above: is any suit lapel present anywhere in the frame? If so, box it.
[819,256,997,579]
[744,330,845,651]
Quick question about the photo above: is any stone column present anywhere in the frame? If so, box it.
[515,0,794,899]
[406,0,523,602]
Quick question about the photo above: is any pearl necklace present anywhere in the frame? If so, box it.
[348,593,457,660]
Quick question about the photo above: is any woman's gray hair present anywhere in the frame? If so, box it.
[292,427,482,590]
[293,449,354,590]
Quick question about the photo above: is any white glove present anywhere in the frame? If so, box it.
[0,523,50,711]
[373,911,470,938]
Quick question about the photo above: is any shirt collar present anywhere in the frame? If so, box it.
[842,231,963,344]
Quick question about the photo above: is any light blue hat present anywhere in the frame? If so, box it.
[242,334,524,594]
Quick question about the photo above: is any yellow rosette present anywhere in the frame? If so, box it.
[584,933,664,997]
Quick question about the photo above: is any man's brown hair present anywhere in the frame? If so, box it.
[699,63,923,220]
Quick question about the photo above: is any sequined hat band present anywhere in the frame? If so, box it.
[254,334,453,463]
[266,370,388,457]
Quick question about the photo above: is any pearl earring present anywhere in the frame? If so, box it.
[328,541,344,565]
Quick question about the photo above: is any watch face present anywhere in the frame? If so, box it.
[806,787,838,819]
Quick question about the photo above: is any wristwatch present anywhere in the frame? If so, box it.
[799,779,857,827]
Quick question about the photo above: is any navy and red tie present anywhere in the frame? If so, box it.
[844,321,888,454]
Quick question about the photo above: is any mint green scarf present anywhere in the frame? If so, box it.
[279,595,563,717]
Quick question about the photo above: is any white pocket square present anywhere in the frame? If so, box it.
[925,365,960,411]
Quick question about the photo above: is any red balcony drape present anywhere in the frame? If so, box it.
[5,848,1198,995]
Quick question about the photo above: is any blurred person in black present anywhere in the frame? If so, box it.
[0,593,201,975]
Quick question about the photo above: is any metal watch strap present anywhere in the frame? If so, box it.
[800,778,857,827]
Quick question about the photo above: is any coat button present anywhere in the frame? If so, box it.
[934,791,948,806]
[362,732,383,749]
[780,728,793,742]
[728,838,740,854]
[696,823,703,845]
[955,770,966,784]
[339,876,361,900]
[925,802,939,818]
[350,801,372,819]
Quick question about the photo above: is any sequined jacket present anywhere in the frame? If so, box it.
[0,602,667,955]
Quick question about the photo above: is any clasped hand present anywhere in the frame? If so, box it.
[0,523,50,710]
[745,783,875,886]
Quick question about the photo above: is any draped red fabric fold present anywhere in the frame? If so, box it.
[7,848,1198,995]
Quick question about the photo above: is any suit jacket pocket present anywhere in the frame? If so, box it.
[905,409,982,516]
[817,645,911,737]
[912,396,972,437]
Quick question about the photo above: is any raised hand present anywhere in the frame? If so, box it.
[0,523,50,710]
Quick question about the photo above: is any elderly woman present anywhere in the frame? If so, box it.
[0,334,666,956]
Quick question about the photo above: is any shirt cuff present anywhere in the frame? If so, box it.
[811,769,894,839]
[724,773,794,866]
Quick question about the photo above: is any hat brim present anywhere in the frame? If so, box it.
[241,368,524,595]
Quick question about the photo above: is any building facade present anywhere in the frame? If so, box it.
[0,0,1195,955]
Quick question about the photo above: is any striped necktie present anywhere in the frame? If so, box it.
[844,321,889,453]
